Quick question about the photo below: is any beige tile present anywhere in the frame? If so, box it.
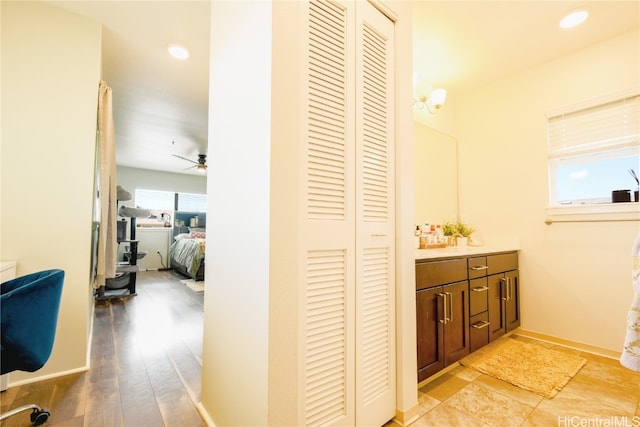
[579,351,624,368]
[420,373,469,402]
[454,366,482,382]
[445,382,534,427]
[522,405,566,427]
[534,386,631,420]
[416,390,440,418]
[561,369,638,415]
[410,402,490,427]
[473,374,543,408]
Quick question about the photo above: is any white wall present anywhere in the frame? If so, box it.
[456,29,640,352]
[201,2,272,426]
[0,2,101,383]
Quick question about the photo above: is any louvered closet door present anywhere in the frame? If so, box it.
[302,1,356,426]
[301,1,395,426]
[354,2,395,426]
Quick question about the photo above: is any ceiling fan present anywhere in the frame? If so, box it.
[173,154,207,173]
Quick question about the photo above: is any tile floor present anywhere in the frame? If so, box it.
[403,335,640,427]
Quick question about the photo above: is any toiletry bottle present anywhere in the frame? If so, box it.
[414,225,421,249]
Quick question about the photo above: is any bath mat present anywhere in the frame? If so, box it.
[180,278,204,293]
[460,336,586,398]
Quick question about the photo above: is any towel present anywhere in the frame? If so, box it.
[620,233,640,371]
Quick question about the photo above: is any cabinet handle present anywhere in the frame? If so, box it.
[500,277,507,301]
[447,292,453,323]
[470,265,488,271]
[507,277,512,301]
[438,292,448,324]
[471,286,489,292]
[472,320,490,329]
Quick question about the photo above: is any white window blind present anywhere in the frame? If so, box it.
[177,192,207,212]
[134,189,174,210]
[548,93,640,159]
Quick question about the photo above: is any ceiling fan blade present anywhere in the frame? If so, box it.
[172,154,198,165]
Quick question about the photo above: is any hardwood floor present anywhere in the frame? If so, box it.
[0,271,205,427]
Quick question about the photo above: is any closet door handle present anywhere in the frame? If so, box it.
[472,286,489,292]
[438,292,448,324]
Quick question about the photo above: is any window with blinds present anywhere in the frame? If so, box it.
[547,91,639,205]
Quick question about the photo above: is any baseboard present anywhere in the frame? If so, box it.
[196,402,216,427]
[417,361,462,389]
[515,329,621,360]
[391,404,421,426]
[6,366,89,389]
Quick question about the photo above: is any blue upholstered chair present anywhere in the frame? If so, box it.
[0,269,65,426]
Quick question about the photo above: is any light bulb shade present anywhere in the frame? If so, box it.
[168,44,190,60]
[430,89,447,109]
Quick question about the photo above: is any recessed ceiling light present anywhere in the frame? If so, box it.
[168,44,189,60]
[559,9,589,29]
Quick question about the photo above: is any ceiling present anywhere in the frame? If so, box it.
[48,1,639,176]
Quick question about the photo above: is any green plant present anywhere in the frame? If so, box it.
[455,221,475,237]
[442,220,475,237]
[441,222,457,236]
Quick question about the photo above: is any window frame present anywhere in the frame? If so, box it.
[545,88,640,223]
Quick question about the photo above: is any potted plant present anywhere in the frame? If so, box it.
[442,220,475,246]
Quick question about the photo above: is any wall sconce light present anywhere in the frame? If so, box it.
[414,88,447,113]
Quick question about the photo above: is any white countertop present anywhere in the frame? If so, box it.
[415,245,520,260]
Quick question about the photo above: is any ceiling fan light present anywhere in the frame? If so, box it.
[197,164,206,172]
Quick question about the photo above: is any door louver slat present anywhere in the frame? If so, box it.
[307,0,348,221]
[361,22,389,222]
[360,247,390,404]
[305,249,347,426]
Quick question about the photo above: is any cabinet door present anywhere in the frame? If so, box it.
[505,270,520,332]
[443,280,470,366]
[416,286,445,382]
[488,273,506,342]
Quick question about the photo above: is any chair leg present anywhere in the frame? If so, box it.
[0,404,50,426]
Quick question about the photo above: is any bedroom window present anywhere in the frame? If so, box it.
[177,192,207,212]
[134,189,175,210]
[547,90,639,207]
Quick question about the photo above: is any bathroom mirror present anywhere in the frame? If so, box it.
[414,122,459,227]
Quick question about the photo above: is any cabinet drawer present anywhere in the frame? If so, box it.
[470,312,490,352]
[487,252,518,275]
[416,258,467,290]
[468,256,488,279]
[469,277,488,316]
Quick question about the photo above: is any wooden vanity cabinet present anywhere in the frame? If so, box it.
[487,253,520,342]
[416,251,520,382]
[416,259,469,382]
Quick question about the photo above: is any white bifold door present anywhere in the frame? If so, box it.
[301,1,396,426]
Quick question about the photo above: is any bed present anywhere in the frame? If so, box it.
[169,232,205,281]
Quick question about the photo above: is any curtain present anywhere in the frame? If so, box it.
[95,81,117,288]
